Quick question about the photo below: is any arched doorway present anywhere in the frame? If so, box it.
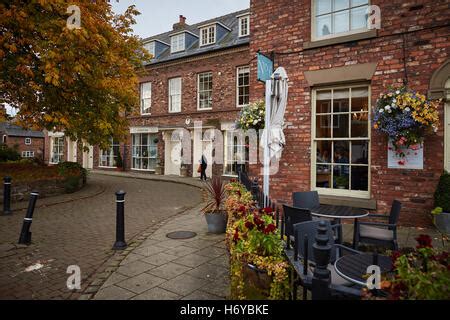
[429,59,450,171]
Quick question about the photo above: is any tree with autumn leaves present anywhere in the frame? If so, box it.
[0,0,150,149]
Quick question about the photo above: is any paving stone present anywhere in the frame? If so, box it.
[102,272,129,288]
[183,239,217,249]
[201,277,230,298]
[156,239,187,249]
[173,254,211,268]
[95,285,135,300]
[147,262,192,280]
[195,246,227,258]
[116,273,166,294]
[208,254,229,267]
[116,261,155,277]
[164,245,200,257]
[186,263,228,281]
[181,290,224,300]
[132,287,181,300]
[159,274,210,296]
[141,252,178,266]
[132,245,166,257]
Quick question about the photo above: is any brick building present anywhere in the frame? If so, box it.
[249,0,450,226]
[0,122,45,161]
[93,10,251,178]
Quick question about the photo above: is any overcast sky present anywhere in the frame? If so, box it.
[111,0,250,38]
[5,1,250,116]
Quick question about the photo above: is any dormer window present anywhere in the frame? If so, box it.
[239,15,250,37]
[143,41,155,57]
[171,33,185,53]
[200,25,216,46]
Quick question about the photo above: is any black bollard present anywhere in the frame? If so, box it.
[18,191,39,245]
[113,191,127,250]
[3,176,12,215]
[311,221,332,300]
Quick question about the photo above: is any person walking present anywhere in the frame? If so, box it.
[199,154,208,181]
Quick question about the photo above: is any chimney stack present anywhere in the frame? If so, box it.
[173,15,187,31]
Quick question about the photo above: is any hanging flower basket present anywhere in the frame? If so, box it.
[236,100,265,131]
[373,86,440,164]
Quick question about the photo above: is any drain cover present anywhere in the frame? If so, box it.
[166,231,197,240]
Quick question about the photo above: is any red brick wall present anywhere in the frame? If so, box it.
[4,136,45,161]
[249,0,450,226]
[94,46,251,176]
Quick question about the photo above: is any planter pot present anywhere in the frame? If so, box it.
[180,166,188,177]
[243,263,272,299]
[155,165,163,175]
[435,212,450,235]
[204,211,227,234]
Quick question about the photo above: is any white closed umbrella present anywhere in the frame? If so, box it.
[262,67,289,203]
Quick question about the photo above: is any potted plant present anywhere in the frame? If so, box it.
[363,235,450,300]
[202,177,227,234]
[335,176,349,189]
[373,86,440,166]
[432,171,450,234]
[179,162,188,177]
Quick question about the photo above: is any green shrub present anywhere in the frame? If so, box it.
[434,171,450,212]
[64,176,81,193]
[0,144,20,162]
[57,161,87,181]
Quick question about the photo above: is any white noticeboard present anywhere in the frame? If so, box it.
[387,139,424,170]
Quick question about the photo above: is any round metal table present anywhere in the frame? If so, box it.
[310,205,369,219]
[334,253,392,287]
[310,205,369,244]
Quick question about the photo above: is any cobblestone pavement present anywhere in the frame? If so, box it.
[93,205,229,300]
[0,173,202,300]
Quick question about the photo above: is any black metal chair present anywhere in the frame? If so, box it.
[292,191,319,209]
[353,200,402,250]
[289,220,362,300]
[282,205,312,249]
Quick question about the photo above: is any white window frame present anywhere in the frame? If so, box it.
[99,138,120,168]
[131,133,158,171]
[143,41,155,57]
[238,15,250,37]
[140,82,152,115]
[200,25,216,46]
[197,72,213,110]
[25,137,31,145]
[170,33,185,53]
[311,84,371,199]
[236,66,250,107]
[311,0,370,41]
[2,135,6,144]
[50,136,65,164]
[223,132,249,177]
[169,77,182,113]
[22,151,35,158]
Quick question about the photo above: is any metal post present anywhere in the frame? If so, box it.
[3,176,12,215]
[251,178,259,202]
[113,191,127,250]
[311,221,332,300]
[18,191,39,245]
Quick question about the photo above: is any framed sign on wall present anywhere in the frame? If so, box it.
[388,138,424,170]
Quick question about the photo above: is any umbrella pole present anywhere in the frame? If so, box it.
[263,79,272,207]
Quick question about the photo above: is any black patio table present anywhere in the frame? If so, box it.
[310,204,369,245]
[334,253,392,287]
